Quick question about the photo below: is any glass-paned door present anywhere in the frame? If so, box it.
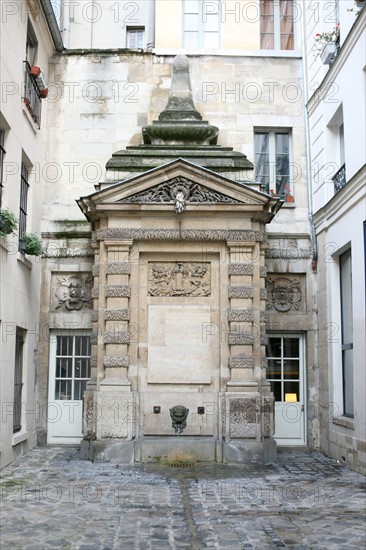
[266,335,306,445]
[48,332,91,444]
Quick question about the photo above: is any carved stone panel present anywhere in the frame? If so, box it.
[53,273,93,311]
[119,176,245,205]
[266,274,305,312]
[148,262,211,297]
[229,398,258,438]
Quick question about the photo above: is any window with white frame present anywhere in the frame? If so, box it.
[54,334,91,401]
[183,0,220,49]
[254,130,291,196]
[13,328,25,433]
[339,248,353,417]
[260,0,294,50]
[127,27,144,49]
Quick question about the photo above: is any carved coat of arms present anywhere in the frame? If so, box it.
[55,275,93,311]
[148,262,211,297]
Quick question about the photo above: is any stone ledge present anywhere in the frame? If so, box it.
[332,416,355,430]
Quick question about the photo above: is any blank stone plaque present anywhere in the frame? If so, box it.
[148,305,211,384]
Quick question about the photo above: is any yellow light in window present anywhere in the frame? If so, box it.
[285,393,297,402]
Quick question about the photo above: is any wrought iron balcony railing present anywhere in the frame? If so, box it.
[333,164,346,194]
[23,61,42,128]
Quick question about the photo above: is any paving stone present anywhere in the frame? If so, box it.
[0,447,365,549]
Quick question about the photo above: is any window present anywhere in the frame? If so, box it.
[0,129,5,206]
[127,27,144,49]
[23,20,41,127]
[266,336,301,402]
[254,130,291,196]
[19,162,29,251]
[26,20,38,65]
[13,329,25,433]
[183,0,220,49]
[260,0,294,50]
[54,334,91,401]
[340,249,353,417]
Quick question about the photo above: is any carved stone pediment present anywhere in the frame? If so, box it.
[118,176,244,206]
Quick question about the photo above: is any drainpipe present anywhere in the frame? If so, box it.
[301,1,318,271]
[40,0,64,52]
[147,0,156,51]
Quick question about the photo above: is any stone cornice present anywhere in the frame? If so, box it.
[96,228,266,242]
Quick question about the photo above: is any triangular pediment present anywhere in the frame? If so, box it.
[77,159,280,221]
[117,176,243,207]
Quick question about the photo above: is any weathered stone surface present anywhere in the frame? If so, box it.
[229,286,254,299]
[105,285,131,297]
[103,355,129,367]
[228,333,255,345]
[229,354,254,368]
[104,308,130,321]
[228,398,258,438]
[106,262,131,275]
[103,331,130,344]
[228,308,254,322]
[97,228,265,242]
[92,264,100,277]
[260,288,267,300]
[266,274,305,312]
[228,263,254,276]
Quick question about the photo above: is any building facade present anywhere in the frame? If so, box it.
[1,0,364,471]
[303,0,366,474]
[0,0,62,468]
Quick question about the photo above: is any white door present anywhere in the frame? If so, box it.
[266,335,306,446]
[47,332,91,444]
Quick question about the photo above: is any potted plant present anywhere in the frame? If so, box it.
[314,24,340,64]
[0,208,18,237]
[284,185,294,202]
[19,233,43,256]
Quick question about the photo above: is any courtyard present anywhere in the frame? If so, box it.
[0,447,365,549]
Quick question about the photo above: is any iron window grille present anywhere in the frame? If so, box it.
[333,164,347,194]
[18,162,29,251]
[23,61,42,128]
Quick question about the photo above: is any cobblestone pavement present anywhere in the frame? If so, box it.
[0,447,365,550]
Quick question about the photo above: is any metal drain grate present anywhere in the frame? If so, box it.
[169,463,193,468]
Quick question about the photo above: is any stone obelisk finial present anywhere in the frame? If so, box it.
[142,55,219,145]
[159,55,202,121]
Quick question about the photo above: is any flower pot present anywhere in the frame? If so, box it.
[321,42,337,64]
[286,195,294,203]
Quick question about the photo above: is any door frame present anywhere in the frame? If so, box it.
[47,329,91,444]
[267,332,307,446]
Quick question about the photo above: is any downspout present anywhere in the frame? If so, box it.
[40,0,64,52]
[147,0,156,50]
[301,0,318,271]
